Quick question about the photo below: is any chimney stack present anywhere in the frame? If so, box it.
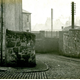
[51,8,53,37]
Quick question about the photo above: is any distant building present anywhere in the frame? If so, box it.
[22,10,31,32]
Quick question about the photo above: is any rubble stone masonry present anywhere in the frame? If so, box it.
[6,29,36,67]
[63,29,80,58]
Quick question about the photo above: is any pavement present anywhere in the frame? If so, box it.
[0,60,49,73]
[0,53,80,79]
[0,60,48,79]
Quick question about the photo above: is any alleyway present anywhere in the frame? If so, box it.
[37,53,80,79]
[0,53,80,79]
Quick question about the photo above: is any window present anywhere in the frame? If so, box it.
[27,15,29,22]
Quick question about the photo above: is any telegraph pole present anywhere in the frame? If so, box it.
[51,8,53,37]
[1,0,3,65]
[71,2,76,29]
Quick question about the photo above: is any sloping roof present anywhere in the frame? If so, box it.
[22,10,31,14]
[63,26,80,31]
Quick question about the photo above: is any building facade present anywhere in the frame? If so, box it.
[22,10,31,32]
[0,0,23,61]
[5,0,23,31]
[0,0,23,31]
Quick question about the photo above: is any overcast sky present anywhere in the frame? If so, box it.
[22,0,80,31]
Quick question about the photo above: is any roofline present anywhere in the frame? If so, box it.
[22,9,31,14]
[22,12,31,14]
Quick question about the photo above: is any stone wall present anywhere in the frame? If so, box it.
[6,29,36,67]
[32,31,59,53]
[62,29,80,58]
[35,38,59,53]
[59,31,68,54]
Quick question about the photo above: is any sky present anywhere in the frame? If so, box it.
[22,0,80,31]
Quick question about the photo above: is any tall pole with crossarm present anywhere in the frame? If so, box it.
[71,2,76,29]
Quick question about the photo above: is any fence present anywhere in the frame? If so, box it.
[45,31,59,38]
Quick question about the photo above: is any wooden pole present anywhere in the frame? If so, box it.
[71,2,74,29]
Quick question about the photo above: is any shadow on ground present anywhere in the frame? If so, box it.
[0,60,48,73]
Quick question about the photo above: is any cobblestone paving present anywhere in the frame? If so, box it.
[1,53,80,79]
[0,71,48,79]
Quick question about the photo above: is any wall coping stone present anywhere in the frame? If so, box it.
[69,29,80,31]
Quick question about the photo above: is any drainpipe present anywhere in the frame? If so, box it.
[1,0,3,65]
